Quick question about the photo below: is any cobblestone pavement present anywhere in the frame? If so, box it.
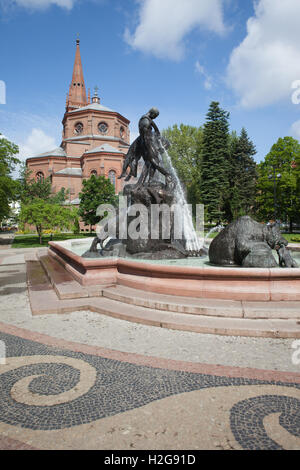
[0,245,299,450]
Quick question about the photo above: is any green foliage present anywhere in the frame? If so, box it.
[0,135,20,222]
[162,124,203,205]
[78,175,117,228]
[255,136,300,229]
[199,102,231,222]
[228,128,257,220]
[18,163,68,204]
[72,216,80,234]
[19,200,78,244]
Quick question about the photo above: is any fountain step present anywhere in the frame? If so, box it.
[102,285,243,318]
[38,253,102,299]
[102,285,300,320]
[26,261,300,337]
[26,259,300,337]
[27,260,96,315]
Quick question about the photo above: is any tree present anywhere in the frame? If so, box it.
[0,135,20,223]
[228,128,257,220]
[199,102,231,223]
[162,124,203,205]
[255,136,300,230]
[18,163,68,204]
[19,200,78,244]
[17,163,78,241]
[78,175,117,230]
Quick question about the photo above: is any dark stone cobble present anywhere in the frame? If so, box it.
[230,395,300,450]
[0,331,299,450]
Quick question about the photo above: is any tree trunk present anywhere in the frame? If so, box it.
[37,226,42,244]
[290,218,293,233]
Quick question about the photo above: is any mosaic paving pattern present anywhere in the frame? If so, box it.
[0,331,300,449]
[230,395,300,450]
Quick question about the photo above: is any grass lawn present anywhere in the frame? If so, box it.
[12,233,96,248]
[11,231,300,249]
[282,233,300,243]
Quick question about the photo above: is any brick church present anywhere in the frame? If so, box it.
[26,38,130,206]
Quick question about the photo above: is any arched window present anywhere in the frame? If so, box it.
[108,170,116,189]
[120,126,125,139]
[90,170,97,176]
[36,171,44,182]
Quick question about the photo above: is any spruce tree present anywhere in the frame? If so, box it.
[229,128,257,219]
[200,102,230,223]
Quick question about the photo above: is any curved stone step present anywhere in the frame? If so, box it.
[27,259,300,337]
[38,253,102,299]
[102,285,243,318]
[102,285,300,320]
[89,297,300,339]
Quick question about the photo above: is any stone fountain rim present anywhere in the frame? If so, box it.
[48,240,300,280]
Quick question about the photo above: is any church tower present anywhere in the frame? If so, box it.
[66,37,87,111]
[26,38,130,217]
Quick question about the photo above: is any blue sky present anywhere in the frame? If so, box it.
[1,0,300,168]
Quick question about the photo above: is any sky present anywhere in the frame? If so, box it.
[1,0,300,169]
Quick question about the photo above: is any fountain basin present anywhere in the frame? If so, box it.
[48,239,300,302]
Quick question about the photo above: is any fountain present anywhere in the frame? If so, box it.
[47,108,300,307]
[84,107,203,260]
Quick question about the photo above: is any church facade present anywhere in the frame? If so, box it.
[26,38,130,207]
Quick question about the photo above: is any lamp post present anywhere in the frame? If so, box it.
[268,165,281,223]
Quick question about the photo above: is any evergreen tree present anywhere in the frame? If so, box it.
[199,102,230,223]
[229,128,257,220]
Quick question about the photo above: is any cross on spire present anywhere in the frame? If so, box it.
[92,85,100,104]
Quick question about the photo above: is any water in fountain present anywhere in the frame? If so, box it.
[158,139,202,252]
[203,225,224,246]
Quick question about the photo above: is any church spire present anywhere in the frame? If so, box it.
[67,36,87,110]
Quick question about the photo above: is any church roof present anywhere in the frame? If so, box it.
[55,167,82,176]
[69,102,115,113]
[63,134,116,142]
[29,147,67,159]
[85,143,123,154]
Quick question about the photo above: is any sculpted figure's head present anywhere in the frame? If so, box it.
[266,223,287,249]
[148,107,160,119]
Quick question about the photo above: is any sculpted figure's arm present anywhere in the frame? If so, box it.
[151,120,160,135]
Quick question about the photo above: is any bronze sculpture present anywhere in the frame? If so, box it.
[118,108,172,187]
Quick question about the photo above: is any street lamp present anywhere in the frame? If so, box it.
[268,165,281,223]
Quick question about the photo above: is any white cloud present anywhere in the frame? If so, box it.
[227,0,300,108]
[291,120,300,140]
[0,0,75,10]
[125,0,226,61]
[195,61,212,90]
[18,128,57,160]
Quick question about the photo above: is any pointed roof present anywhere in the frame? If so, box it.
[69,102,115,113]
[67,38,87,109]
[28,147,67,159]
